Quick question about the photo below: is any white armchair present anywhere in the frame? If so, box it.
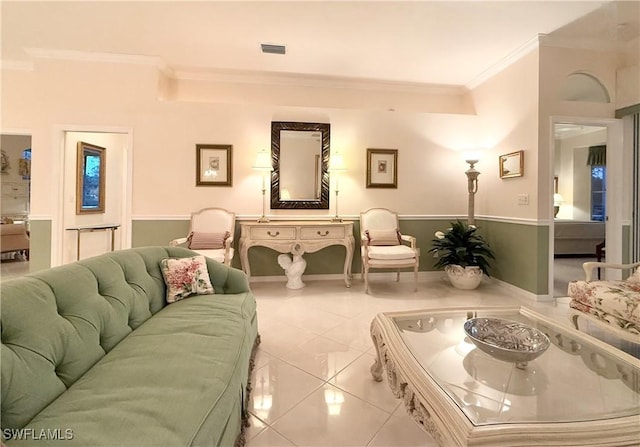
[360,208,419,294]
[169,208,236,265]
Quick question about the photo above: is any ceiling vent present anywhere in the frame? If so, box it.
[261,44,286,55]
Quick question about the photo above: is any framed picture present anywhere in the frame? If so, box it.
[366,148,398,188]
[76,141,106,214]
[196,144,232,186]
[499,150,524,178]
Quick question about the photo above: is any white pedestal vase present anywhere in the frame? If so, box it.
[444,265,483,290]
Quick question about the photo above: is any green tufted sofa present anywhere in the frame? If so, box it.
[1,247,259,446]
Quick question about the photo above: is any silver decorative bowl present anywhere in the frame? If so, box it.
[463,318,550,369]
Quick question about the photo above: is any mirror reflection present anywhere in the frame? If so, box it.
[499,150,524,178]
[279,130,322,200]
[271,121,330,209]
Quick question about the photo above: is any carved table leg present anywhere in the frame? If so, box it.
[370,320,384,382]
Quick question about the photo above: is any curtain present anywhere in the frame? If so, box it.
[587,145,606,166]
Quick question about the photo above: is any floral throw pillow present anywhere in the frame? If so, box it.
[160,255,215,303]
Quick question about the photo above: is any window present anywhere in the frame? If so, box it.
[591,166,606,221]
[19,148,31,180]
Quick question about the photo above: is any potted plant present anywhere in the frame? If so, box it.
[429,220,495,290]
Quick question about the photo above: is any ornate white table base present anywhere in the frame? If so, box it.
[370,307,640,447]
[239,221,354,288]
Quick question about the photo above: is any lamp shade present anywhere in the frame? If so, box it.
[253,148,273,171]
[553,193,565,206]
[329,152,346,172]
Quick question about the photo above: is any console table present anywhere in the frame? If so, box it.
[66,223,120,261]
[239,221,355,287]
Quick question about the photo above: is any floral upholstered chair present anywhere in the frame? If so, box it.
[568,261,640,342]
[360,208,419,294]
[169,208,235,265]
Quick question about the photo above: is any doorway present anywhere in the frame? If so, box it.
[551,119,624,297]
[53,126,133,266]
[0,133,32,280]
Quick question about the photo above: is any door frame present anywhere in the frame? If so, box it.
[52,125,133,266]
[549,116,624,296]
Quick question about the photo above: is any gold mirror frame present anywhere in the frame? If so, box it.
[76,141,106,214]
[499,150,524,179]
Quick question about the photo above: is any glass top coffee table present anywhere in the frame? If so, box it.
[370,306,639,446]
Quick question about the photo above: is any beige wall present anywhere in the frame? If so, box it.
[3,46,627,225]
[2,58,488,222]
[468,49,540,221]
[1,38,635,294]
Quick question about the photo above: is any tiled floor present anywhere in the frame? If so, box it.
[244,275,574,447]
[553,256,593,297]
[0,257,29,281]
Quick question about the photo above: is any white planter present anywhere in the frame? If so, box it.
[444,265,483,290]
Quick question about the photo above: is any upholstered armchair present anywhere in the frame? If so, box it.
[169,208,236,265]
[360,208,419,294]
[568,261,640,342]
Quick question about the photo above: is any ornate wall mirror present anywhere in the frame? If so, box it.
[76,141,106,214]
[271,121,330,209]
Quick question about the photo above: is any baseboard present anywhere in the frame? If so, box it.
[247,271,547,302]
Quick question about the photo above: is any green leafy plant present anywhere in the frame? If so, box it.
[429,220,495,276]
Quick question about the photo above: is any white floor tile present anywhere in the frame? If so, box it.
[277,335,365,382]
[250,356,325,425]
[245,277,588,447]
[367,411,439,447]
[328,352,402,414]
[269,383,391,447]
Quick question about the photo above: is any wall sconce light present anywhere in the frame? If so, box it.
[465,157,480,226]
[328,151,347,222]
[252,148,273,223]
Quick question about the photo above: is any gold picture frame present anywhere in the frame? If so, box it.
[499,150,524,178]
[366,148,398,188]
[76,141,106,214]
[196,144,232,186]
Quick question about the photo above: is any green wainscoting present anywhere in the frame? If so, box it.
[476,219,549,295]
[27,220,52,273]
[25,219,634,296]
[131,218,547,294]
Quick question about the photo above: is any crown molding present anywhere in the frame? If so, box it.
[19,47,466,95]
[172,67,468,96]
[23,48,174,76]
[466,34,541,90]
[538,33,625,53]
